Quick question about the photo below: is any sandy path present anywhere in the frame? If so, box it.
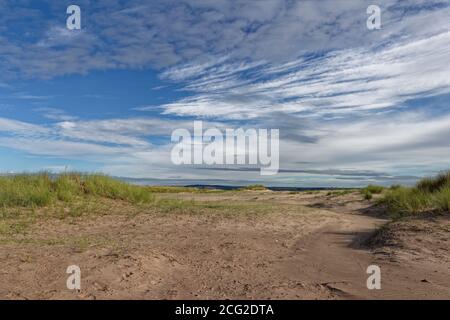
[0,191,449,299]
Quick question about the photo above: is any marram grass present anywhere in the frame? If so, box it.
[379,171,450,216]
[0,173,154,207]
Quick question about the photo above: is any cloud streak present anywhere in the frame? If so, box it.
[0,1,449,186]
[161,30,450,119]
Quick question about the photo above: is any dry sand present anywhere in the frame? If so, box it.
[0,190,449,299]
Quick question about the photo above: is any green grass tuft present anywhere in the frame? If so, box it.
[83,174,154,204]
[0,173,54,207]
[416,171,450,193]
[363,189,373,200]
[361,185,384,195]
[0,173,154,208]
[379,172,450,216]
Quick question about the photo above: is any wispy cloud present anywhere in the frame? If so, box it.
[11,93,53,100]
[161,30,450,119]
[34,107,78,121]
[0,0,448,79]
[0,117,50,136]
[0,1,449,186]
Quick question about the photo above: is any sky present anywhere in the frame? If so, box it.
[0,0,450,187]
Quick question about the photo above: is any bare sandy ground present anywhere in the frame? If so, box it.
[0,190,449,299]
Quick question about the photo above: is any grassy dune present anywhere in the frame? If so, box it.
[0,174,282,239]
[2,172,450,218]
[380,172,450,216]
[0,173,154,207]
[0,173,275,219]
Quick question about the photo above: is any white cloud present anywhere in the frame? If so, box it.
[0,1,450,185]
[1,0,448,79]
[34,107,78,121]
[161,30,450,119]
[0,117,50,136]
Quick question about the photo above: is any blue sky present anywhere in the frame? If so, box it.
[1,0,450,187]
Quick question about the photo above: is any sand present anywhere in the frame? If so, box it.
[0,190,449,299]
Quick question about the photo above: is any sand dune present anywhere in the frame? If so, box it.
[1,190,449,299]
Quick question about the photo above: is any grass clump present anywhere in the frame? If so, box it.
[0,173,154,208]
[363,189,373,200]
[361,185,384,195]
[83,175,154,203]
[380,171,450,216]
[360,185,384,201]
[0,173,54,207]
[53,173,83,201]
[416,171,450,193]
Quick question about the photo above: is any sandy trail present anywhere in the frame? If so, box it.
[0,191,449,299]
